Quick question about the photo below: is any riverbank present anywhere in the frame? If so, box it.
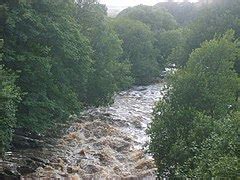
[2,83,164,179]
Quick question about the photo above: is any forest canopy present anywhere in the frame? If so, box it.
[0,0,239,178]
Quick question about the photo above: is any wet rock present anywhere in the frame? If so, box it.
[35,167,45,177]
[135,159,155,170]
[93,126,108,138]
[79,149,86,157]
[0,174,20,180]
[71,173,80,180]
[14,128,42,139]
[2,161,18,176]
[67,166,80,173]
[122,175,139,180]
[2,167,19,178]
[130,151,144,161]
[115,154,126,162]
[83,164,100,174]
[132,120,142,129]
[93,153,111,165]
[82,129,91,138]
[109,139,131,152]
[111,119,129,127]
[17,165,35,175]
[64,132,79,141]
[139,170,156,178]
[113,166,122,175]
[123,136,132,142]
[66,123,82,133]
[43,165,54,172]
[30,157,50,165]
[51,158,64,171]
[103,112,111,117]
[12,135,43,149]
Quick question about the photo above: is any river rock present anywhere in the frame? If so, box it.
[17,165,35,175]
[71,173,81,180]
[67,166,80,173]
[135,159,155,170]
[12,135,43,149]
[132,120,142,129]
[109,138,131,152]
[30,157,50,165]
[130,150,144,161]
[83,164,101,174]
[122,175,139,180]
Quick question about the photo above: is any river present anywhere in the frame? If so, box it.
[3,83,164,179]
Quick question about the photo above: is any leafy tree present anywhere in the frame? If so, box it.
[112,18,159,84]
[0,39,20,155]
[189,112,239,177]
[3,0,92,132]
[186,0,240,71]
[166,45,189,67]
[117,5,180,70]
[188,1,240,50]
[155,28,187,68]
[76,1,133,105]
[118,5,177,33]
[148,32,240,177]
[154,1,200,26]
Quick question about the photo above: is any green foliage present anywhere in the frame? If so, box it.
[76,2,133,105]
[0,39,20,154]
[3,0,93,133]
[0,0,134,153]
[166,45,189,67]
[118,5,177,33]
[188,1,240,50]
[148,32,240,177]
[117,5,180,71]
[185,0,240,71]
[154,2,200,26]
[189,112,239,177]
[155,28,187,68]
[112,18,159,84]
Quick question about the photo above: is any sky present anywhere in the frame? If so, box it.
[99,0,199,7]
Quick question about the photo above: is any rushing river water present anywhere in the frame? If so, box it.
[3,83,164,179]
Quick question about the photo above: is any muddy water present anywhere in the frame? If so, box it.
[5,83,164,179]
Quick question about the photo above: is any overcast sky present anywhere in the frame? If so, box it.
[99,0,199,7]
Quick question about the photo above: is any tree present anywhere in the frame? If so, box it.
[0,39,20,155]
[154,1,200,26]
[117,5,177,33]
[3,0,92,133]
[112,18,159,84]
[117,5,179,70]
[148,31,240,177]
[186,0,240,72]
[76,2,133,105]
[154,28,187,68]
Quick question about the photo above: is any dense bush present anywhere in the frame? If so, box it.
[148,32,240,177]
[118,5,177,33]
[112,18,159,84]
[76,2,133,105]
[0,0,134,152]
[0,39,20,154]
